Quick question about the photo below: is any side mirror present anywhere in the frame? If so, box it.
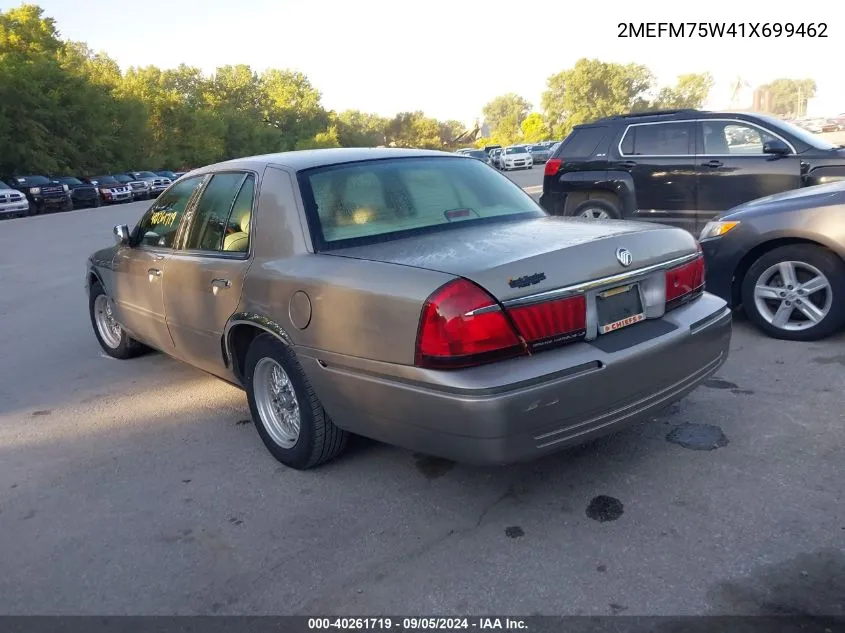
[763,139,790,156]
[114,224,131,246]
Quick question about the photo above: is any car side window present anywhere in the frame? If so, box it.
[620,122,694,156]
[134,176,204,248]
[702,121,778,155]
[183,172,249,252]
[222,175,255,253]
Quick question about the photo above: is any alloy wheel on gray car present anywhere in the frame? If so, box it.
[752,261,832,332]
[741,244,845,341]
[578,207,611,219]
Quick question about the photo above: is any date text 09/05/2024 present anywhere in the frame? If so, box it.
[307,618,528,630]
[618,22,829,38]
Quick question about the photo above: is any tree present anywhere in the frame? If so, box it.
[259,69,328,149]
[521,113,549,143]
[542,58,654,138]
[0,4,61,57]
[653,73,714,109]
[295,126,341,150]
[482,93,531,143]
[759,78,817,117]
[335,109,388,147]
[386,111,442,148]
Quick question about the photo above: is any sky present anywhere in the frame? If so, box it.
[17,0,845,125]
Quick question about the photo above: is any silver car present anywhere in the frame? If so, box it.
[86,148,731,470]
[529,145,552,163]
[0,181,30,217]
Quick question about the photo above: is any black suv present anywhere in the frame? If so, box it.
[539,109,845,234]
[5,175,73,214]
[54,176,101,209]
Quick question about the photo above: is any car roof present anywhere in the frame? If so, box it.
[189,148,453,177]
[588,109,780,127]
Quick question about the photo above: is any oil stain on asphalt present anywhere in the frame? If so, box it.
[505,526,524,538]
[413,454,455,480]
[666,423,729,451]
[586,495,624,522]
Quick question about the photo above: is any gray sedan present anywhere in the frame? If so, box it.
[700,180,845,341]
[86,148,731,470]
[529,145,552,163]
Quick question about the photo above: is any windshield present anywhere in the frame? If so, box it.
[114,175,133,183]
[757,114,839,150]
[92,176,119,185]
[134,171,159,178]
[505,147,526,154]
[298,157,545,250]
[156,171,176,178]
[56,177,83,186]
[14,175,51,186]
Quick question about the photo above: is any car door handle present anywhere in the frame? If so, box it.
[702,160,724,168]
[211,278,231,295]
[147,268,162,282]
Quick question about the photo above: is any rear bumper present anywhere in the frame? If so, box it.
[299,293,732,465]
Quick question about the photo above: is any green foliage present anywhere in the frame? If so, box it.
[521,113,549,144]
[759,78,817,116]
[0,4,472,175]
[653,73,714,109]
[482,93,531,145]
[541,58,654,138]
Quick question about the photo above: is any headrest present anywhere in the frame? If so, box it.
[240,212,251,233]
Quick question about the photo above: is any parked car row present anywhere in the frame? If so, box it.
[0,169,185,218]
[538,107,845,342]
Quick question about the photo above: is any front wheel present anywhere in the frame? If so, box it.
[63,199,74,212]
[245,334,348,470]
[741,244,845,341]
[89,282,147,359]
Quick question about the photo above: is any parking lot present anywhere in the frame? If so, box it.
[0,174,844,616]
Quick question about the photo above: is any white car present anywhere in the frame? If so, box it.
[500,146,533,171]
[0,181,30,218]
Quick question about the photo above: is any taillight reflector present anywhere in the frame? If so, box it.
[665,255,705,309]
[507,295,587,347]
[544,158,562,176]
[415,279,524,369]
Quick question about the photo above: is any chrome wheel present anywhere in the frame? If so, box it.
[253,358,301,449]
[578,207,611,220]
[93,294,122,349]
[753,260,833,332]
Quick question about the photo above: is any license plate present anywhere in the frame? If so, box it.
[597,284,645,334]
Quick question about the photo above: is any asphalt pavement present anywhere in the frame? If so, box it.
[0,177,844,617]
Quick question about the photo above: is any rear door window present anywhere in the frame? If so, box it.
[620,122,694,156]
[182,172,249,252]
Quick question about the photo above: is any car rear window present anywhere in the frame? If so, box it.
[555,126,608,158]
[298,157,545,250]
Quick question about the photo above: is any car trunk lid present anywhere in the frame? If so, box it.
[328,216,698,302]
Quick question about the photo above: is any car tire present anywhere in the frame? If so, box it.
[570,199,621,220]
[93,197,102,208]
[741,244,845,341]
[63,199,74,212]
[89,282,148,359]
[244,333,348,470]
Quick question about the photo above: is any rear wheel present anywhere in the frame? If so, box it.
[741,244,845,341]
[89,282,147,359]
[571,199,621,220]
[244,333,348,470]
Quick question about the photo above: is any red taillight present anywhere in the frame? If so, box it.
[415,279,524,369]
[544,158,563,176]
[665,255,705,309]
[507,295,587,347]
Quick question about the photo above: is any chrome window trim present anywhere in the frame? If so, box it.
[617,120,696,158]
[617,117,797,158]
[501,252,699,308]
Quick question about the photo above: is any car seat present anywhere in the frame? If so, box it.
[223,210,250,252]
